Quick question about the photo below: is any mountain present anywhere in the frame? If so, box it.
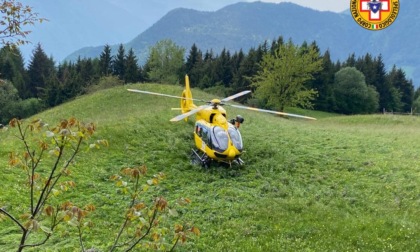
[65,1,419,86]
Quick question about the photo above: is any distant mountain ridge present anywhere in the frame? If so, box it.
[66,0,420,86]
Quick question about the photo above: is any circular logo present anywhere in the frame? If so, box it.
[350,0,399,30]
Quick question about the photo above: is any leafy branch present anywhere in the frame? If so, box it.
[2,117,107,251]
[0,0,47,47]
[1,118,198,251]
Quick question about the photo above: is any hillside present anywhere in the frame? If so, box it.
[1,84,419,251]
[66,0,420,85]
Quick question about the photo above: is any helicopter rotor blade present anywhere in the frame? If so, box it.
[127,89,205,102]
[228,104,316,120]
[170,105,210,122]
[221,90,252,102]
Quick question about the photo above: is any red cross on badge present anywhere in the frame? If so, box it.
[360,0,390,21]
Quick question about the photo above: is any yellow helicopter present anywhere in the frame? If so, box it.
[128,75,315,167]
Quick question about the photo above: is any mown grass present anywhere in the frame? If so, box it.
[1,84,419,251]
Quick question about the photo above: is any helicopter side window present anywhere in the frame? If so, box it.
[210,126,229,152]
[196,123,210,145]
[195,125,202,137]
[228,124,243,150]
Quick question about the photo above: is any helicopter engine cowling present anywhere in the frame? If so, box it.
[212,113,227,127]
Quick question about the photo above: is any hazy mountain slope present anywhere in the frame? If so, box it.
[67,2,365,62]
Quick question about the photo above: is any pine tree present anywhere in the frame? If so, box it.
[370,55,396,111]
[344,53,357,67]
[113,44,125,80]
[99,44,113,76]
[198,49,216,88]
[185,44,203,87]
[235,47,263,93]
[78,58,96,86]
[230,49,245,94]
[26,43,56,99]
[124,48,139,83]
[214,48,232,87]
[388,66,414,112]
[270,36,284,55]
[311,50,336,112]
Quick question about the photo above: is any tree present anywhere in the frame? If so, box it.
[185,43,203,87]
[333,67,379,114]
[0,0,46,47]
[412,95,420,114]
[344,53,357,67]
[124,48,140,83]
[214,48,232,87]
[387,65,414,112]
[230,49,246,94]
[252,40,322,111]
[0,79,19,123]
[0,79,43,123]
[26,43,56,99]
[112,44,125,80]
[99,44,112,76]
[311,50,336,112]
[197,49,215,89]
[77,57,97,87]
[369,55,395,111]
[0,45,27,97]
[144,39,185,84]
[234,46,264,94]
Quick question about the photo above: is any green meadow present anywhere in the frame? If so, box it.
[1,84,419,251]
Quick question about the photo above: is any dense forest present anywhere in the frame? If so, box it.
[0,37,418,124]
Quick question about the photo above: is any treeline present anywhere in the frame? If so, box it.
[0,37,418,124]
[183,38,416,114]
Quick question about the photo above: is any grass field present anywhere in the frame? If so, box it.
[1,84,419,251]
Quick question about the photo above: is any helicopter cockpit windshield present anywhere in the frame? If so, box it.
[228,124,243,151]
[210,126,229,152]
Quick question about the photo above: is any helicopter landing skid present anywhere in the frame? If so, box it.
[191,149,245,168]
[191,149,211,168]
[231,157,245,166]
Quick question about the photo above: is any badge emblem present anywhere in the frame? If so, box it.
[350,0,400,30]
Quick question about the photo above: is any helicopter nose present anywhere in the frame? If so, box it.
[228,149,236,159]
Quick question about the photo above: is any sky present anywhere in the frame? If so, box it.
[187,0,349,13]
[17,0,350,63]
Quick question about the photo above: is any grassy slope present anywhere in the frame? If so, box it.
[1,84,419,251]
